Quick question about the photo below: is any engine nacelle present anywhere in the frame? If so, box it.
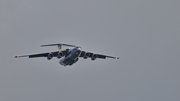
[91,54,98,60]
[47,53,53,60]
[83,52,90,59]
[57,52,63,59]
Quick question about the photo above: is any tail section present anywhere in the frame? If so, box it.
[41,43,77,49]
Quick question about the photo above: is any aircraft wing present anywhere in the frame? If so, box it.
[15,49,69,58]
[79,51,119,59]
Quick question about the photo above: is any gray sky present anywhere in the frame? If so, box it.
[1,0,180,101]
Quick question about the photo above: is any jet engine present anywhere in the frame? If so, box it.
[47,53,53,60]
[91,54,98,60]
[83,52,90,59]
[57,52,63,59]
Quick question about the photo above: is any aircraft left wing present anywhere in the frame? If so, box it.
[15,49,69,58]
[79,51,119,59]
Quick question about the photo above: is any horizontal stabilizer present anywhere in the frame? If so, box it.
[41,43,77,49]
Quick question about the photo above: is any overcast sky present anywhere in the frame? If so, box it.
[0,0,180,101]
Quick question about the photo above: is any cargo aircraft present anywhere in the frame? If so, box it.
[15,43,119,66]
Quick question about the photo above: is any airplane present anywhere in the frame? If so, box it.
[15,43,119,66]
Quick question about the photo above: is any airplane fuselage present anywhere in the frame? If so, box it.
[59,47,81,66]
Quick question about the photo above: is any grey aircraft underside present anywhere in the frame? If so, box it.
[15,43,119,66]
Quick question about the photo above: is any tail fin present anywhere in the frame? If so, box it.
[41,43,77,49]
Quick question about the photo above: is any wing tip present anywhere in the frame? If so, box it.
[14,56,22,58]
[14,55,29,58]
[40,45,46,47]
